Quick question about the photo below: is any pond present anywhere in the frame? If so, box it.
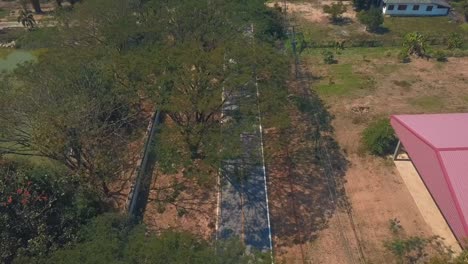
[0,50,36,72]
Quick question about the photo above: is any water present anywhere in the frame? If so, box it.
[0,50,36,72]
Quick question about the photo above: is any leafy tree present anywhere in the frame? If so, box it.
[402,32,428,58]
[0,50,143,196]
[0,160,102,263]
[323,2,348,23]
[21,213,269,263]
[361,118,398,156]
[358,7,384,32]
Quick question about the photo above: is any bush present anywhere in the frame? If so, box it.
[361,118,398,156]
[0,161,103,263]
[323,2,347,23]
[446,32,463,49]
[403,32,428,58]
[397,50,410,63]
[322,50,336,64]
[357,7,384,32]
[431,49,447,62]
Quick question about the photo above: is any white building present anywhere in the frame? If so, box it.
[382,0,450,16]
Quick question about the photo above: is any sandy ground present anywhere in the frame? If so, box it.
[313,57,468,262]
[268,0,356,24]
[394,155,462,253]
[272,1,468,263]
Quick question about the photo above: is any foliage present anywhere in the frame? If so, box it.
[323,2,348,23]
[322,50,337,64]
[432,49,447,62]
[385,236,432,263]
[0,49,143,196]
[353,0,373,11]
[0,160,102,263]
[358,7,384,32]
[397,50,411,63]
[461,0,468,22]
[361,118,398,156]
[446,33,464,49]
[21,213,269,264]
[17,9,36,30]
[402,32,428,58]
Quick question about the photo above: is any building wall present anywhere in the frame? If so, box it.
[383,3,449,16]
[391,118,467,243]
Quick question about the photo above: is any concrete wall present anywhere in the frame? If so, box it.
[383,3,449,16]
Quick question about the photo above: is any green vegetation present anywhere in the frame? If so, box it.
[361,118,398,156]
[402,32,428,58]
[18,213,268,264]
[0,160,102,263]
[322,50,336,64]
[315,64,373,96]
[358,7,384,33]
[410,96,445,111]
[384,219,468,264]
[322,2,347,23]
[0,0,288,262]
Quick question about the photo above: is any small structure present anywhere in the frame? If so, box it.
[383,0,450,16]
[391,113,468,248]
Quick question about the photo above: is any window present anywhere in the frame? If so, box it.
[388,4,395,10]
[398,4,408,10]
[413,5,420,10]
[426,5,433,11]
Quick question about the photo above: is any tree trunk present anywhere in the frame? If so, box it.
[30,0,42,13]
[56,0,62,7]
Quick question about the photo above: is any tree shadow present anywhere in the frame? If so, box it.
[332,17,353,26]
[266,66,349,250]
[373,26,390,35]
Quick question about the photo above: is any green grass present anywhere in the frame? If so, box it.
[409,96,445,111]
[299,15,467,48]
[383,17,462,36]
[315,63,374,96]
[0,8,9,19]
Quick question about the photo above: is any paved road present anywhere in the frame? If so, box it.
[218,83,272,252]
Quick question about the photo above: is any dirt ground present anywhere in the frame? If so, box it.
[143,170,217,240]
[270,2,468,263]
[268,0,357,24]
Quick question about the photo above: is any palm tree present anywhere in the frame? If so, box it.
[17,9,36,30]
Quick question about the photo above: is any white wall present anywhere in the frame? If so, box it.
[383,3,449,16]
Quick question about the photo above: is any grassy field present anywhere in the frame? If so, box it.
[300,15,468,48]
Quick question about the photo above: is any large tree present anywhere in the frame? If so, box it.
[0,50,143,196]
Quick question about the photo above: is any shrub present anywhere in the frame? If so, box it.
[322,50,336,64]
[323,2,347,23]
[397,50,410,63]
[403,32,428,58]
[361,118,398,156]
[431,49,447,62]
[446,32,463,49]
[357,7,384,32]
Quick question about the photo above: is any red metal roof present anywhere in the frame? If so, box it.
[391,114,468,245]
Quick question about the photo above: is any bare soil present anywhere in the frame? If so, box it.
[143,170,217,240]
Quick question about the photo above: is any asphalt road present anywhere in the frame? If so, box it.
[218,84,271,252]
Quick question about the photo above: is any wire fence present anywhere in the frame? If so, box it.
[279,1,367,263]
